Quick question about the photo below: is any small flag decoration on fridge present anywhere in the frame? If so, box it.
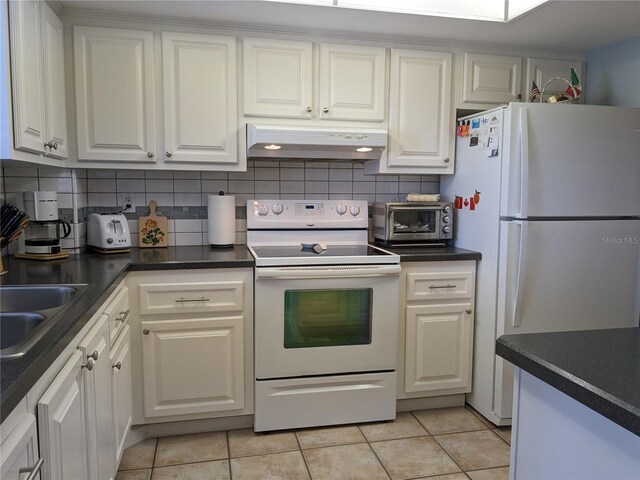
[529,81,540,102]
[565,66,582,97]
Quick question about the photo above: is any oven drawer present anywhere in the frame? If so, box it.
[138,281,245,316]
[406,269,474,301]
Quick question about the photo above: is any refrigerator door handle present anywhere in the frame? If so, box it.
[512,220,529,327]
[519,108,529,218]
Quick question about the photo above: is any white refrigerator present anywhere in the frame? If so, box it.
[441,103,640,426]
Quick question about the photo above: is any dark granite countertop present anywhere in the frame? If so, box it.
[0,243,477,422]
[496,328,640,436]
[0,246,254,422]
[377,244,482,262]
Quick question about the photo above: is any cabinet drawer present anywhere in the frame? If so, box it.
[138,281,244,316]
[406,270,474,301]
[104,286,129,346]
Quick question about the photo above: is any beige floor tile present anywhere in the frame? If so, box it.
[151,460,230,480]
[435,430,510,471]
[154,432,228,467]
[303,443,389,480]
[413,407,488,435]
[296,425,366,449]
[228,428,299,457]
[370,436,461,480]
[465,406,497,429]
[467,466,510,480]
[359,413,428,442]
[413,475,469,480]
[492,427,511,445]
[115,469,152,480]
[118,439,157,470]
[230,451,311,480]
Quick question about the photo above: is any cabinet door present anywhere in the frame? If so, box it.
[526,58,583,103]
[78,314,113,480]
[163,32,238,166]
[141,316,244,418]
[405,303,473,394]
[40,2,68,159]
[0,415,42,480]
[319,44,386,121]
[242,38,313,119]
[74,26,157,162]
[462,53,522,104]
[38,350,90,480]
[388,49,452,172]
[111,325,132,468]
[8,0,46,154]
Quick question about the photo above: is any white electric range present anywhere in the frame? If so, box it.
[247,199,400,432]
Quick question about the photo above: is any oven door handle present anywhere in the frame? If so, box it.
[255,264,401,279]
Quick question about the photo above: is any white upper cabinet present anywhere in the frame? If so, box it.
[242,38,386,123]
[242,38,313,119]
[8,0,67,160]
[162,32,238,165]
[74,26,157,163]
[526,58,584,102]
[318,43,386,121]
[462,53,523,104]
[376,49,452,174]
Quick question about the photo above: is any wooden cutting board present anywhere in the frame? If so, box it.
[138,200,168,248]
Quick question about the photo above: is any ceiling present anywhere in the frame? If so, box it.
[60,0,640,52]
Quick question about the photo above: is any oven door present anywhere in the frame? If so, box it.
[254,264,400,379]
[388,205,442,241]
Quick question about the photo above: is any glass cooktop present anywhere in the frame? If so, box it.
[249,244,399,266]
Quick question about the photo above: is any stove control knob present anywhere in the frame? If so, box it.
[272,204,284,215]
[349,205,361,216]
[107,237,114,244]
[442,205,451,214]
[442,225,452,234]
[258,205,269,216]
[442,215,451,224]
[336,204,347,215]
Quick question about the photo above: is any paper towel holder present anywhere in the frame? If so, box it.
[207,191,235,249]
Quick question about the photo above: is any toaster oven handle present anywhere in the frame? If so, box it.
[389,205,443,210]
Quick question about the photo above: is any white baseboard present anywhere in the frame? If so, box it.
[396,394,465,412]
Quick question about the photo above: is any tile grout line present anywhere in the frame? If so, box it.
[293,430,314,480]
[226,430,233,480]
[358,425,393,480]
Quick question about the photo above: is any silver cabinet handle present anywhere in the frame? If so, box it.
[428,284,456,289]
[143,329,150,335]
[323,107,329,113]
[44,141,51,148]
[166,151,173,157]
[466,309,473,314]
[147,151,155,158]
[52,142,58,150]
[88,350,99,361]
[116,310,130,323]
[81,359,94,371]
[19,457,44,480]
[113,361,122,371]
[444,158,450,163]
[175,297,210,303]
[516,93,522,100]
[306,106,312,113]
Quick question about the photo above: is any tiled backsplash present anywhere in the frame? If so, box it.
[2,161,439,250]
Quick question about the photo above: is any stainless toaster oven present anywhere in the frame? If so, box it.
[372,202,453,245]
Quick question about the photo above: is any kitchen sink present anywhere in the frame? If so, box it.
[0,284,88,359]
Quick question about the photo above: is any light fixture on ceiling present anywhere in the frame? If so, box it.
[260,0,549,22]
[264,144,282,150]
[356,147,373,152]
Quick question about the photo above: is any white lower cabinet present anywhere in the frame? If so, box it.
[0,414,42,480]
[398,261,476,398]
[129,268,254,424]
[110,325,132,468]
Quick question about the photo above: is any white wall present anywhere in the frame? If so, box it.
[585,36,640,107]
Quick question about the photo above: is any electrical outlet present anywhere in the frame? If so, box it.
[120,193,136,213]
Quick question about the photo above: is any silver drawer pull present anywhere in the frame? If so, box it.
[113,361,122,371]
[428,284,456,289]
[116,309,130,323]
[175,297,210,303]
[88,350,99,361]
[19,457,44,480]
[81,359,94,371]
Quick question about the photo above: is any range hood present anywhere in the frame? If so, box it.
[246,124,387,160]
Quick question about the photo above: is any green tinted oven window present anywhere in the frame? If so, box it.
[284,289,373,348]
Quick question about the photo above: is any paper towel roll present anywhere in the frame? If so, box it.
[208,194,235,247]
